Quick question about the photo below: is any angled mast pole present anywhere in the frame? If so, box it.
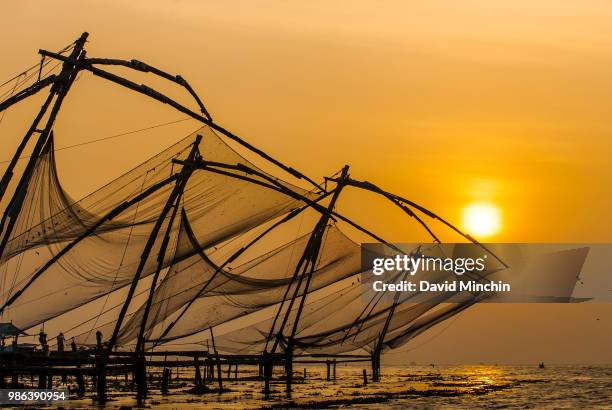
[134,186,183,356]
[0,92,54,200]
[370,281,402,382]
[273,166,350,353]
[0,33,88,262]
[100,136,200,405]
[0,74,59,115]
[104,135,201,356]
[287,170,348,341]
[273,166,348,397]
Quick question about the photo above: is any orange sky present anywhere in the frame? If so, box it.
[1,0,611,363]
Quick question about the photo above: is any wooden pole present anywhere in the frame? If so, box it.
[71,340,85,397]
[285,345,293,398]
[362,369,368,386]
[215,353,223,392]
[194,355,202,389]
[0,32,87,203]
[91,138,200,407]
[0,32,88,261]
[131,137,200,407]
[209,329,223,392]
[333,359,337,381]
[134,177,187,354]
[264,167,349,399]
[371,351,381,382]
[95,331,106,402]
[263,352,272,399]
[161,368,169,395]
[106,136,201,355]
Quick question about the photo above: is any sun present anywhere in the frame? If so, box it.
[462,202,501,238]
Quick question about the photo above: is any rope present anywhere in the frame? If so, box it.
[392,310,464,354]
[0,42,73,89]
[0,118,194,164]
[0,59,62,102]
[0,73,24,124]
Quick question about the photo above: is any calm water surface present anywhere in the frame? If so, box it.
[24,364,612,409]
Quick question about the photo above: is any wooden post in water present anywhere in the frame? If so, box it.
[210,328,223,392]
[234,364,238,379]
[135,353,146,406]
[57,333,67,383]
[38,331,48,389]
[95,331,107,403]
[333,359,337,381]
[362,369,368,386]
[371,350,381,382]
[161,368,170,395]
[285,342,293,398]
[263,351,272,399]
[71,339,85,397]
[303,368,306,380]
[326,360,331,381]
[215,353,223,392]
[194,354,202,389]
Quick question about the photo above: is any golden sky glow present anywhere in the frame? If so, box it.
[2,1,612,243]
[1,0,611,364]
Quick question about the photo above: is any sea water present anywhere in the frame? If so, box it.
[36,364,612,409]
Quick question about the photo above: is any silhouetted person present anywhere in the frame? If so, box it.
[70,337,77,352]
[96,331,103,351]
[56,332,67,383]
[57,332,65,352]
[38,330,48,355]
